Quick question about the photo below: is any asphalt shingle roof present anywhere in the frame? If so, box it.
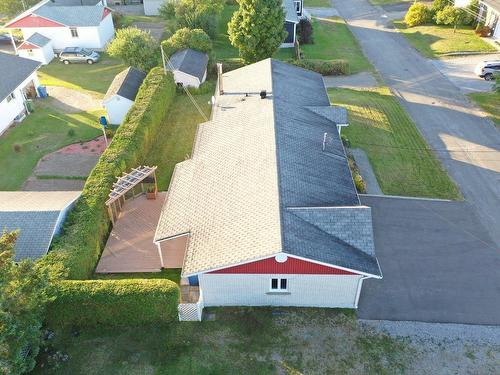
[168,49,208,82]
[0,52,40,103]
[0,191,81,262]
[104,67,146,102]
[155,59,381,277]
[26,32,51,47]
[34,3,107,26]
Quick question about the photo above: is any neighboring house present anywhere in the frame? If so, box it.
[17,32,54,65]
[103,67,146,125]
[154,59,381,321]
[143,0,163,16]
[168,49,208,88]
[455,0,500,40]
[0,191,81,262]
[4,0,114,52]
[282,0,304,47]
[0,52,40,134]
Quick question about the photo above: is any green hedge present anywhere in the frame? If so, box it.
[42,68,176,279]
[47,279,179,327]
[290,59,349,76]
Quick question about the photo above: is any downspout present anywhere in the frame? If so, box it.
[354,276,369,308]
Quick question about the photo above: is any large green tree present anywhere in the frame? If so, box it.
[107,28,160,72]
[0,231,64,375]
[228,0,287,64]
[0,0,38,18]
[161,28,212,57]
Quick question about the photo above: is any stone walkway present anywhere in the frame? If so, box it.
[324,71,378,89]
[351,148,382,195]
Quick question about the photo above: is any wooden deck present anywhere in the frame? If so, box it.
[95,193,166,273]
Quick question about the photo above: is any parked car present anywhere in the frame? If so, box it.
[0,34,20,44]
[59,47,100,64]
[474,60,500,81]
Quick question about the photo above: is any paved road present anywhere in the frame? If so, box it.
[359,196,500,325]
[335,0,500,247]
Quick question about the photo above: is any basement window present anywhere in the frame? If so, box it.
[270,278,288,292]
[70,28,79,38]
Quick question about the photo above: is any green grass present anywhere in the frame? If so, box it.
[38,54,126,98]
[394,21,497,58]
[33,308,412,374]
[278,17,374,74]
[213,5,240,61]
[93,269,181,284]
[304,0,332,7]
[121,15,163,27]
[0,104,102,190]
[329,87,461,199]
[144,86,214,190]
[467,92,500,127]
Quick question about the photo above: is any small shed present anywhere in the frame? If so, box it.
[17,32,54,65]
[168,48,208,88]
[0,191,81,262]
[103,67,146,125]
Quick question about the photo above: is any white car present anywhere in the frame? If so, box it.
[474,60,500,81]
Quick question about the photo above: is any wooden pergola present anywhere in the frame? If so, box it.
[105,165,158,224]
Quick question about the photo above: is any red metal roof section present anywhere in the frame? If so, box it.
[18,42,39,50]
[5,14,65,28]
[102,7,112,20]
[210,256,358,275]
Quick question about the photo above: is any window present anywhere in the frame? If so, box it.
[6,92,15,103]
[70,28,79,38]
[294,0,302,14]
[270,278,288,292]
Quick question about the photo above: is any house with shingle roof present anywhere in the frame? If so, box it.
[168,48,209,89]
[0,52,41,134]
[103,67,146,125]
[0,191,81,262]
[17,32,54,64]
[3,0,114,52]
[154,59,381,320]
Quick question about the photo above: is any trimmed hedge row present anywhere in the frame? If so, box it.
[42,68,176,279]
[290,59,349,76]
[47,279,179,327]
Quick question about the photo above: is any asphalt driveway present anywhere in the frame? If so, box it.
[358,195,500,325]
[334,0,500,248]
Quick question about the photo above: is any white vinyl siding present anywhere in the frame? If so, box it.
[103,95,134,125]
[199,273,363,308]
[172,70,204,88]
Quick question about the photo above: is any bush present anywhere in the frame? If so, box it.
[475,23,492,36]
[40,68,176,279]
[290,59,349,76]
[404,3,432,27]
[297,18,314,44]
[47,279,179,327]
[431,0,448,14]
[161,27,212,57]
[67,129,75,137]
[434,5,458,25]
[13,143,21,152]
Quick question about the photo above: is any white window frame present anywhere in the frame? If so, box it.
[270,277,288,292]
[6,92,15,103]
[294,0,302,14]
[70,27,79,38]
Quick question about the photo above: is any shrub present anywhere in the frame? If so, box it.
[47,279,179,327]
[290,59,349,75]
[161,27,212,57]
[431,0,448,14]
[67,129,75,137]
[475,23,492,36]
[40,68,176,279]
[297,18,314,44]
[13,143,21,152]
[434,5,458,25]
[404,3,432,27]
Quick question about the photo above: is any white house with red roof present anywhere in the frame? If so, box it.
[4,0,114,52]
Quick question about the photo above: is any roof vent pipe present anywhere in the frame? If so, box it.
[260,90,267,99]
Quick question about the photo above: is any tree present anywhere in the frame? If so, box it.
[404,2,433,27]
[160,0,224,39]
[161,28,212,57]
[0,0,38,18]
[107,28,160,72]
[228,0,287,64]
[0,231,64,375]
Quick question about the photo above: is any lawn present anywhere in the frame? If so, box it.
[468,91,500,127]
[0,104,102,190]
[329,87,461,199]
[38,54,126,98]
[304,0,332,7]
[275,17,374,74]
[213,5,240,61]
[144,85,214,190]
[394,21,497,58]
[33,308,412,374]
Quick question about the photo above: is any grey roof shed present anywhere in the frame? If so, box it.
[104,67,146,102]
[168,49,209,82]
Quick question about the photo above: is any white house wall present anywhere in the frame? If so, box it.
[199,273,363,308]
[143,0,163,15]
[103,95,134,125]
[0,71,39,134]
[173,70,202,88]
[18,43,54,65]
[98,14,115,48]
